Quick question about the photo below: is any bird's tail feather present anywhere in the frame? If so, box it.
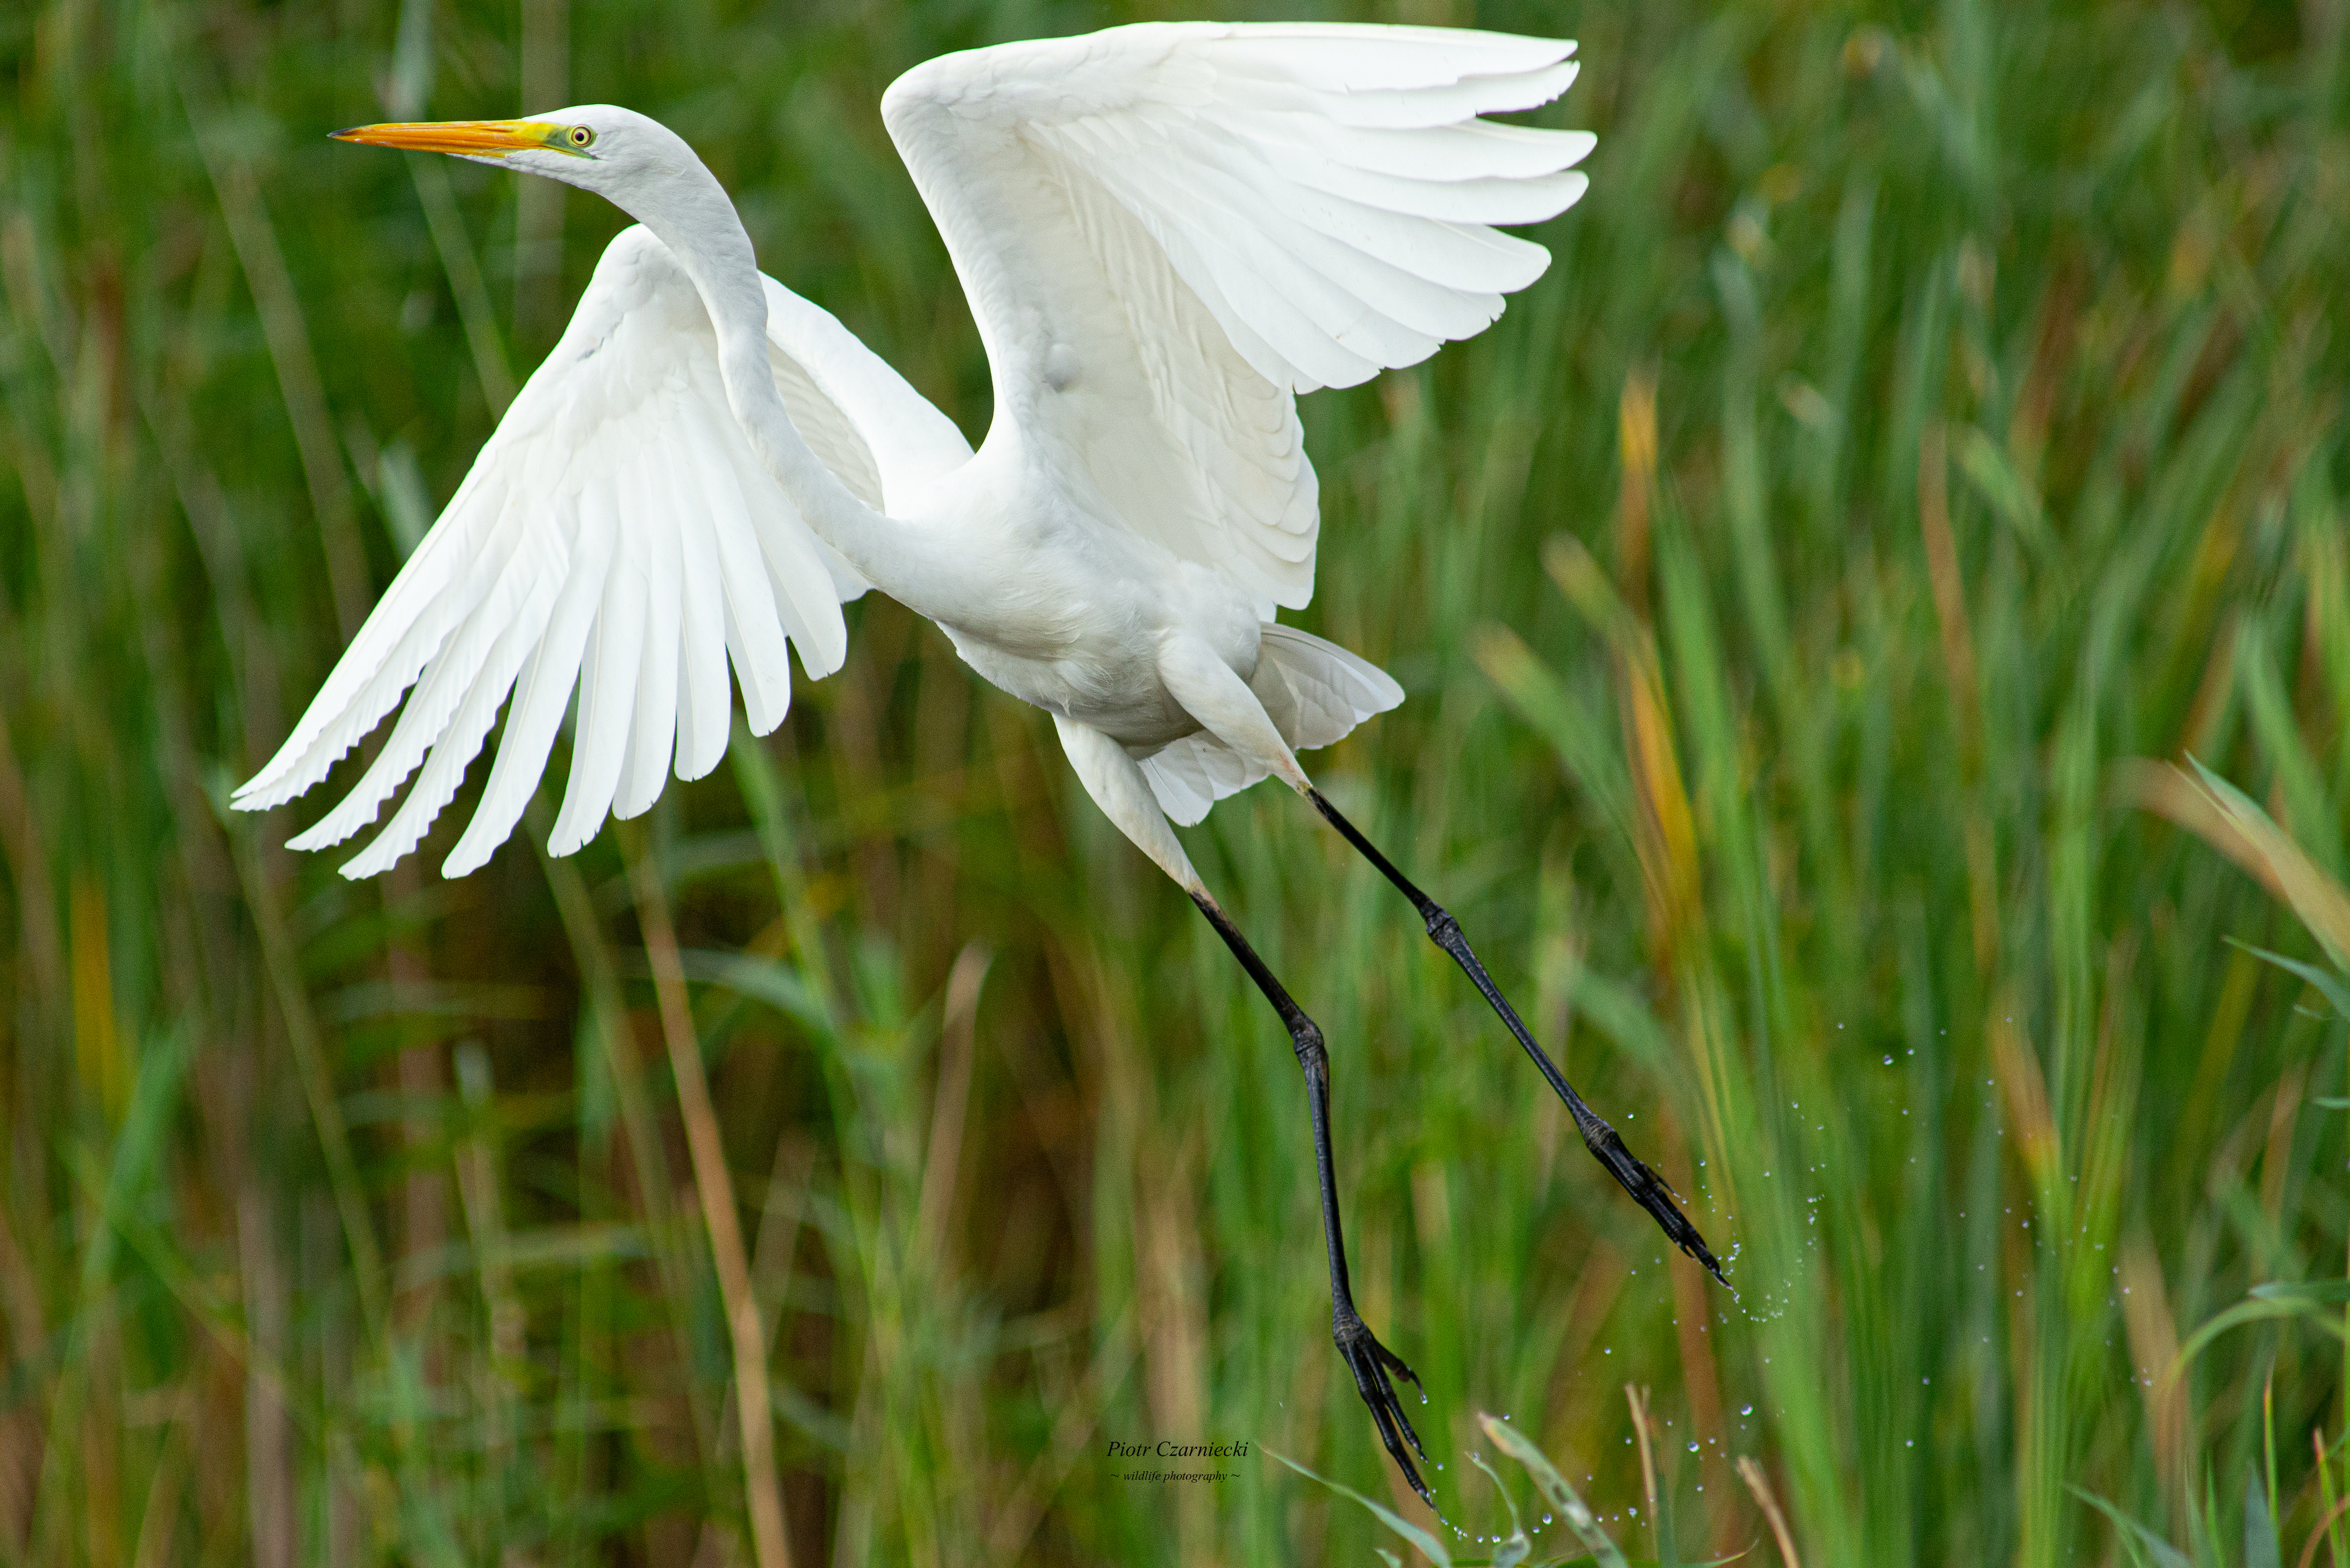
[1137,623,1401,824]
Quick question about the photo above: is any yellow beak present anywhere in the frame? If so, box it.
[330,119,561,157]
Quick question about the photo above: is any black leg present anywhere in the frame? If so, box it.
[1190,889,1433,1504]
[1306,788,1728,1287]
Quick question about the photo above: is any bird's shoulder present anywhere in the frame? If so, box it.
[491,226,708,452]
[566,226,708,348]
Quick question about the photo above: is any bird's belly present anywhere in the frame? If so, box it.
[926,556,1260,749]
[942,628,1216,749]
[903,454,1264,748]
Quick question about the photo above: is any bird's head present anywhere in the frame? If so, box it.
[333,101,771,393]
[331,105,716,233]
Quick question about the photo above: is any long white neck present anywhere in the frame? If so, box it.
[628,157,955,613]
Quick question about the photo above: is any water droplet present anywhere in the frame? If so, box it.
[1741,1404,1753,1416]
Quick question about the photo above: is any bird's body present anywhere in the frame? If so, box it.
[874,424,1260,750]
[246,21,1724,1503]
[565,217,1327,773]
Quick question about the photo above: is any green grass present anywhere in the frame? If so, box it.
[3,0,2349,1563]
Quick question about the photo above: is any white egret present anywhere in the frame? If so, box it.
[236,21,1723,1501]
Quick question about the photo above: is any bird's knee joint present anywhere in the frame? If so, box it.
[1424,908,1460,944]
[1289,1019,1325,1068]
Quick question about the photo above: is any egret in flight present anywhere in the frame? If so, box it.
[237,21,1724,1502]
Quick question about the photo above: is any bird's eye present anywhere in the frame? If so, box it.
[568,126,594,148]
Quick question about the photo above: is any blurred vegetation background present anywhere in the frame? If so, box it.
[3,0,2349,1563]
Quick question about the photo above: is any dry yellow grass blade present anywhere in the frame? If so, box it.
[625,830,793,1568]
[1738,1455,1804,1568]
[2120,758,2350,969]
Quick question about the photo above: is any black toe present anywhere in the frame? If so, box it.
[1335,1312,1432,1504]
[1586,1124,1729,1287]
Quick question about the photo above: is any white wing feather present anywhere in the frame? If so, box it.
[246,23,1574,871]
[235,223,972,877]
[882,21,1589,616]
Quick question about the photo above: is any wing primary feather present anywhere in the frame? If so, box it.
[444,489,620,876]
[671,422,734,783]
[1166,134,1556,294]
[236,475,512,808]
[551,487,645,855]
[1260,115,1597,183]
[1254,145,1591,226]
[1087,157,1386,387]
[1122,132,1518,338]
[711,413,849,679]
[340,562,559,879]
[287,495,545,850]
[615,442,684,819]
[1317,57,1583,129]
[1084,145,1444,363]
[679,411,797,735]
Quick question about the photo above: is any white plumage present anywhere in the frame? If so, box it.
[242,228,904,873]
[238,23,1589,883]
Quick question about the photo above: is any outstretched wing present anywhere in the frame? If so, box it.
[882,22,1589,618]
[234,223,970,878]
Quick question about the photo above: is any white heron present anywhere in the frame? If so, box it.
[235,21,1723,1501]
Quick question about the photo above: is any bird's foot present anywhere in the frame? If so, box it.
[1583,1122,1730,1288]
[1334,1308,1432,1504]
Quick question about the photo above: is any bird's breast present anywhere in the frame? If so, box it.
[916,524,1254,747]
[893,438,1263,745]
